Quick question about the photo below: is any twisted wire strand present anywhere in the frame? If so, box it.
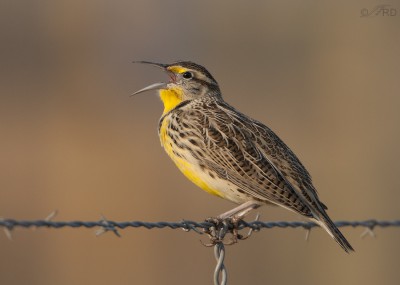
[1,219,400,231]
[214,243,227,285]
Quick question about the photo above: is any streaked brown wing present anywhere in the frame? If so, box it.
[177,100,326,217]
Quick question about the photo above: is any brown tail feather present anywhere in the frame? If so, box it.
[314,212,354,253]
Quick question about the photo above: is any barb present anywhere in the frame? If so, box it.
[95,214,121,237]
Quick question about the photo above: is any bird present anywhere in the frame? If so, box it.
[132,60,354,253]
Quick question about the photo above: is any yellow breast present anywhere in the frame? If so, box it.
[159,114,223,198]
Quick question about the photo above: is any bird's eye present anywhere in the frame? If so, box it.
[182,71,193,79]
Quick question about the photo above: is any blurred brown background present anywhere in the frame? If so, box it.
[1,1,400,284]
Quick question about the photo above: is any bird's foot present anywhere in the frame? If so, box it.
[201,216,254,247]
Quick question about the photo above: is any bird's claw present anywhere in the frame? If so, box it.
[201,216,255,247]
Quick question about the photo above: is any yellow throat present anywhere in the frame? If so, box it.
[159,88,184,115]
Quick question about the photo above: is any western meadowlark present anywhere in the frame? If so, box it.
[133,61,354,253]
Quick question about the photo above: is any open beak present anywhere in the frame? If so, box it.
[131,82,167,96]
[131,61,170,96]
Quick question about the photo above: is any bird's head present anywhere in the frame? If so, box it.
[132,61,221,114]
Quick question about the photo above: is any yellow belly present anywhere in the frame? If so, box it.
[159,118,224,198]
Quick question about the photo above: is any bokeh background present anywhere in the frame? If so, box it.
[1,1,400,284]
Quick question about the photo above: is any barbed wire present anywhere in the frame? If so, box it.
[1,215,400,285]
[3,217,399,232]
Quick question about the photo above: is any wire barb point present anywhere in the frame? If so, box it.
[303,223,313,242]
[180,219,204,234]
[360,227,376,239]
[45,210,58,222]
[0,217,13,240]
[95,214,121,238]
